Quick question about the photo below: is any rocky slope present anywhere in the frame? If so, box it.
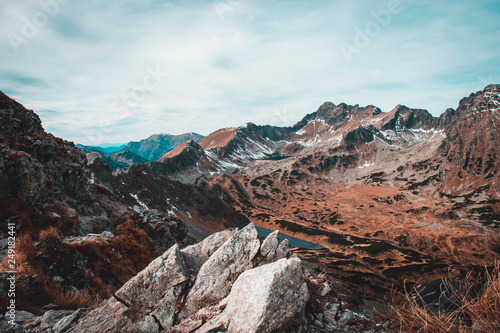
[0,92,205,316]
[19,224,389,333]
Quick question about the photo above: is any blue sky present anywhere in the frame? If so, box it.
[1,0,499,145]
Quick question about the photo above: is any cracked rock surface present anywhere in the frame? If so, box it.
[38,223,308,333]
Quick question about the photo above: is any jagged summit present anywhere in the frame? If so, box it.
[158,138,205,161]
[437,84,500,180]
[123,132,205,161]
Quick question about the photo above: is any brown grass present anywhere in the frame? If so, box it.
[0,217,155,314]
[0,233,94,314]
[389,262,500,333]
[48,286,92,310]
[70,219,154,297]
[39,226,62,242]
[0,197,79,238]
[8,151,30,159]
[0,234,38,275]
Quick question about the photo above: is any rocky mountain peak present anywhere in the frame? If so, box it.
[381,104,436,131]
[436,84,500,179]
[459,84,500,114]
[124,132,205,161]
[0,92,92,207]
[0,92,45,148]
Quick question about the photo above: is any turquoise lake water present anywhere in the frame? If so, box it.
[255,226,323,249]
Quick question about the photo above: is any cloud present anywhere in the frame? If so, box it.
[1,0,499,145]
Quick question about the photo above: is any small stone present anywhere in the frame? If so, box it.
[41,303,60,311]
[320,281,332,296]
[313,319,324,327]
[8,311,36,325]
[338,310,355,328]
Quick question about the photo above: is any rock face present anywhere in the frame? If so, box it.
[0,92,93,207]
[0,91,197,315]
[179,224,261,319]
[53,224,308,332]
[198,257,308,333]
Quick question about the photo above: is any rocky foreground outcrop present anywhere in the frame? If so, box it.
[24,224,310,333]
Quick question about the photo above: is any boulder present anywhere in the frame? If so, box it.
[259,230,279,260]
[181,228,237,274]
[51,308,90,333]
[198,257,309,333]
[259,230,291,264]
[67,297,133,333]
[8,311,36,326]
[71,244,189,332]
[276,238,291,260]
[24,310,73,333]
[179,224,260,319]
[0,314,25,333]
[61,224,310,332]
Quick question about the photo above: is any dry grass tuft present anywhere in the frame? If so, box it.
[39,226,62,242]
[48,286,92,310]
[389,262,500,333]
[70,219,154,297]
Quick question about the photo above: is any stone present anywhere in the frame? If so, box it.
[323,303,340,325]
[180,223,260,318]
[71,244,189,332]
[320,281,332,297]
[116,243,189,329]
[52,308,90,333]
[259,230,279,258]
[33,310,73,332]
[197,257,309,333]
[181,228,237,273]
[0,314,26,333]
[69,297,132,333]
[41,303,60,311]
[338,310,355,328]
[275,238,291,260]
[62,225,315,332]
[313,319,324,327]
[135,315,160,333]
[9,311,36,325]
[170,318,204,333]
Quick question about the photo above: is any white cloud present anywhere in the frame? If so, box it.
[1,0,499,144]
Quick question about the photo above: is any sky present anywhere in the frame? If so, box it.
[1,0,500,145]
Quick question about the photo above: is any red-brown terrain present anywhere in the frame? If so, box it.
[147,85,500,296]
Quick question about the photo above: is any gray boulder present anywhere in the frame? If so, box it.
[52,308,90,333]
[23,310,73,333]
[179,223,260,319]
[59,224,310,333]
[198,257,309,333]
[181,228,237,274]
[71,244,189,332]
[0,314,26,333]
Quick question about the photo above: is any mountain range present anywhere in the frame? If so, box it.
[86,85,500,295]
[78,132,204,170]
[1,85,499,331]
